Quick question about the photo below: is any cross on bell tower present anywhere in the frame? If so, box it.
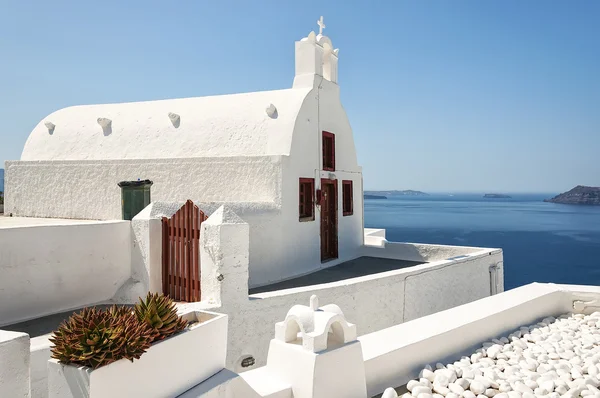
[293,16,339,88]
[317,16,325,35]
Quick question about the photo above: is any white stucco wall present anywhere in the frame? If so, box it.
[272,78,364,286]
[0,330,30,398]
[0,220,131,326]
[5,156,282,221]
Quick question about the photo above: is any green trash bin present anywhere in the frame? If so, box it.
[117,180,153,220]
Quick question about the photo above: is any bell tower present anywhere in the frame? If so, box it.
[293,16,340,88]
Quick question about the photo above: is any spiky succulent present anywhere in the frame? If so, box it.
[134,292,188,341]
[50,305,154,369]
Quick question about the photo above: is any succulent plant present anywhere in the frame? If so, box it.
[134,292,188,341]
[50,305,154,369]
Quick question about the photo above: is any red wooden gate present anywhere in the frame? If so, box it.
[162,200,207,302]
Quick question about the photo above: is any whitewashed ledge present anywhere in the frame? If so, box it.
[360,283,600,397]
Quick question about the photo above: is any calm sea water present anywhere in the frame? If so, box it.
[364,194,600,290]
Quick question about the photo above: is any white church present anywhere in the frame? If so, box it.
[5,17,363,288]
[1,18,512,398]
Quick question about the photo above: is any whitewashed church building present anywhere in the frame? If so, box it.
[1,20,509,398]
[5,19,362,288]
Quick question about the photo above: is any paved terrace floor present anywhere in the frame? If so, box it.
[3,305,129,338]
[249,256,425,294]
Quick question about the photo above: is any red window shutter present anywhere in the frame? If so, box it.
[299,178,315,221]
[342,180,353,216]
[322,132,335,171]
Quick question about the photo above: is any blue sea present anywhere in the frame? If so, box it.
[364,194,600,290]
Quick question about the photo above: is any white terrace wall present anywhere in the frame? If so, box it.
[177,205,504,372]
[4,156,281,220]
[0,330,30,397]
[0,221,131,326]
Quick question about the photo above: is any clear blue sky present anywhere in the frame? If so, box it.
[1,1,598,193]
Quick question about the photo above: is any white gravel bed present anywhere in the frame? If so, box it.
[396,312,600,398]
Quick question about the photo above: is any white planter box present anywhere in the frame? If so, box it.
[48,310,227,398]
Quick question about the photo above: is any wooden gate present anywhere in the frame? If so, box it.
[162,200,207,302]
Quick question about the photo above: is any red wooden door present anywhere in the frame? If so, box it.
[161,200,207,302]
[320,179,338,262]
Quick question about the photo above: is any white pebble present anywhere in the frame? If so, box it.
[499,383,512,392]
[514,382,534,394]
[524,379,538,390]
[421,369,436,382]
[448,383,464,395]
[383,389,399,398]
[402,314,600,398]
[407,380,423,392]
[555,385,568,395]
[433,385,449,396]
[434,374,450,388]
[470,381,486,395]
[456,378,470,390]
[412,386,432,396]
[539,380,554,392]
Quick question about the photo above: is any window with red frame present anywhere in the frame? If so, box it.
[342,180,353,216]
[299,178,315,221]
[322,132,335,171]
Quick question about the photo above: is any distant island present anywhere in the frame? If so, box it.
[364,194,387,200]
[544,186,600,206]
[484,194,512,199]
[364,190,428,197]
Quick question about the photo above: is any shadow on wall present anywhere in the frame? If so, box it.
[64,365,91,397]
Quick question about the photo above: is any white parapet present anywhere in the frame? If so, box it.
[0,330,31,398]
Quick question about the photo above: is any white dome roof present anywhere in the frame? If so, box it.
[22,87,312,161]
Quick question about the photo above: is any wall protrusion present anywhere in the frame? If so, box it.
[168,112,181,128]
[44,121,56,135]
[97,118,112,136]
[265,104,277,118]
[200,205,250,306]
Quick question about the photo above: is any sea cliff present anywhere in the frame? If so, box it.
[544,186,600,205]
